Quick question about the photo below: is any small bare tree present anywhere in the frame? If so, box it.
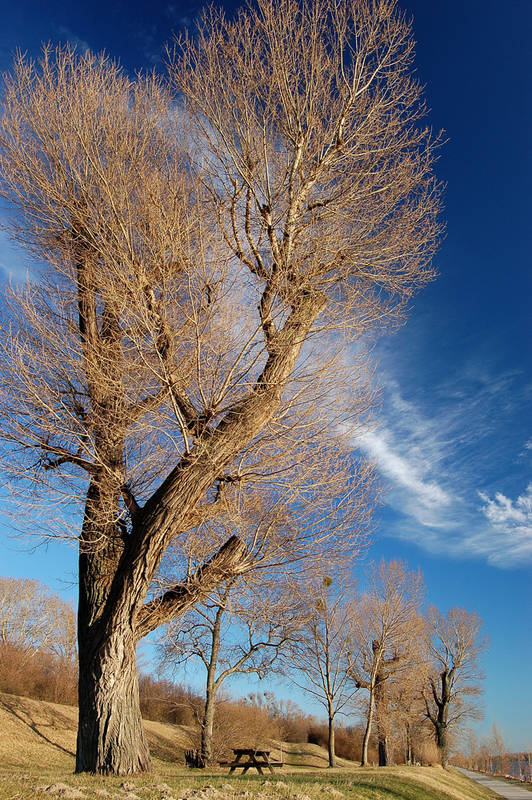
[348,559,425,766]
[423,606,486,768]
[159,572,300,765]
[387,657,431,764]
[284,577,357,768]
[0,0,441,774]
[489,723,507,775]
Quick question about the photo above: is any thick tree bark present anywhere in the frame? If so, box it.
[76,474,151,775]
[76,625,150,774]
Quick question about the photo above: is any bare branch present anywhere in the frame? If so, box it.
[135,535,248,640]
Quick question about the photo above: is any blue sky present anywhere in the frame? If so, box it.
[0,0,530,753]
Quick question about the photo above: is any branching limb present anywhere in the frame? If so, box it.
[42,444,95,474]
[122,483,141,519]
[135,535,248,640]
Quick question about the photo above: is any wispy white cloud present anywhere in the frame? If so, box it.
[474,485,532,566]
[56,27,91,54]
[359,427,451,526]
[351,374,532,569]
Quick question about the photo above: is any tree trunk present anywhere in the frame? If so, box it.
[435,669,450,769]
[375,677,392,767]
[76,478,151,774]
[436,722,448,769]
[327,706,336,768]
[361,687,374,766]
[200,691,215,767]
[405,721,412,765]
[378,737,389,767]
[76,621,150,773]
[200,604,223,766]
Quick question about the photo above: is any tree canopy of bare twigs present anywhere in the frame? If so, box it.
[423,606,486,768]
[0,576,76,661]
[348,559,426,766]
[0,0,442,775]
[283,577,358,768]
[159,571,301,765]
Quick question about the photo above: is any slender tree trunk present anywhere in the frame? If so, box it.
[327,701,336,768]
[375,677,392,767]
[200,680,216,766]
[361,686,374,766]
[405,721,412,765]
[200,605,224,766]
[200,689,216,767]
[200,689,216,766]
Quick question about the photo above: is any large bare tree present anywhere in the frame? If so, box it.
[0,0,441,774]
[423,606,486,768]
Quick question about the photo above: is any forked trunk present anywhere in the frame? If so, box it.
[72,288,323,774]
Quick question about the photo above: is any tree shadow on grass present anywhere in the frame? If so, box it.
[0,695,75,757]
[346,776,443,800]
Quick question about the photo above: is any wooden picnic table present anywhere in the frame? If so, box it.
[219,748,283,774]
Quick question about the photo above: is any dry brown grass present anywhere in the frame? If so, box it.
[0,691,359,772]
[0,692,500,800]
[0,692,196,771]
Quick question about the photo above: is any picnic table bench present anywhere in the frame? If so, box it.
[219,748,283,774]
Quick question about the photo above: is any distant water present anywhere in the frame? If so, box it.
[490,755,532,782]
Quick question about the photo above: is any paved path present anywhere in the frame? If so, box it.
[457,767,532,799]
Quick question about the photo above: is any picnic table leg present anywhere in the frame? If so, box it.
[261,753,275,774]
[229,752,243,774]
[250,755,263,775]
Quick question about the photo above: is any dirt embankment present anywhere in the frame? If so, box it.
[0,692,195,769]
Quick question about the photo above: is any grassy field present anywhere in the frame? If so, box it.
[0,692,502,800]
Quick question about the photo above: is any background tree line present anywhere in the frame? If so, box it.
[0,566,486,770]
